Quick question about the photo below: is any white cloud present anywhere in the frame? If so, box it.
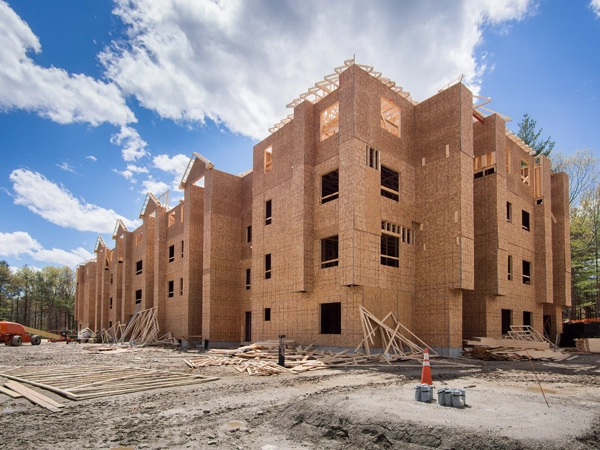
[9,168,141,233]
[0,231,42,257]
[32,246,94,266]
[113,164,148,182]
[0,231,93,266]
[57,162,76,173]
[592,0,600,17]
[110,125,149,161]
[86,155,97,161]
[141,176,169,196]
[100,0,534,140]
[153,154,189,190]
[0,1,135,126]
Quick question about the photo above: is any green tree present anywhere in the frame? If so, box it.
[551,148,599,204]
[0,260,12,320]
[517,113,555,157]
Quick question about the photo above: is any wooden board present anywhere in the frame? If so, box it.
[4,380,64,411]
[0,385,22,398]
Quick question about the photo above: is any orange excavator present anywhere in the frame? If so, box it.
[0,321,61,346]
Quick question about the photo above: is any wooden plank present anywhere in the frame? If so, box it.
[4,381,63,411]
[0,385,22,398]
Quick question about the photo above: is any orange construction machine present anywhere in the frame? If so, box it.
[0,321,45,346]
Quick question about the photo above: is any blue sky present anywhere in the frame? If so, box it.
[0,0,598,270]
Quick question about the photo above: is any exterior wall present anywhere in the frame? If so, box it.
[74,62,570,352]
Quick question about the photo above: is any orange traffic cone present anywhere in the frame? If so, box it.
[420,348,433,385]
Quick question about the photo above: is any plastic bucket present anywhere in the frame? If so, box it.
[414,385,421,401]
[437,388,447,406]
[444,389,454,406]
[420,385,432,402]
[452,389,466,408]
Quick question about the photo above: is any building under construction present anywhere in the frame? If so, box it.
[75,59,571,355]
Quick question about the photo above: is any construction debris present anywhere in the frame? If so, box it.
[0,366,218,400]
[184,341,390,375]
[355,306,437,360]
[465,326,569,361]
[115,307,179,347]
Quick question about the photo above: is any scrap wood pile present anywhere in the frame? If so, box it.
[355,306,437,359]
[465,326,569,361]
[184,340,387,376]
[575,338,600,353]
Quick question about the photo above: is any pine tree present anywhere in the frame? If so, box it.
[517,113,555,157]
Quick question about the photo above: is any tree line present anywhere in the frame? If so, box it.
[0,262,76,331]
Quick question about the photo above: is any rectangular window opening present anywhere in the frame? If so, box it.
[169,245,175,262]
[265,254,272,279]
[247,225,252,243]
[264,308,271,322]
[321,170,339,204]
[523,311,532,327]
[381,165,399,201]
[366,146,380,170]
[265,200,272,225]
[109,297,113,310]
[507,202,512,222]
[180,277,184,296]
[321,235,339,268]
[522,210,530,231]
[245,268,251,290]
[473,152,496,178]
[168,280,174,298]
[181,240,184,258]
[523,260,531,285]
[380,97,400,136]
[521,160,530,185]
[135,260,143,275]
[110,273,113,285]
[381,233,400,267]
[501,309,512,335]
[264,146,273,173]
[135,289,142,304]
[321,302,341,334]
[168,211,176,227]
[508,255,512,281]
[320,102,339,141]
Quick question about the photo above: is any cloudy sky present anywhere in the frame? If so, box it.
[0,0,598,269]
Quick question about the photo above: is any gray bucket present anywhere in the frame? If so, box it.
[437,388,447,406]
[451,389,466,408]
[420,385,432,403]
[414,384,421,401]
[444,388,454,406]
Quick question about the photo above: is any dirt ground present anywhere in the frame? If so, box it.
[0,342,599,450]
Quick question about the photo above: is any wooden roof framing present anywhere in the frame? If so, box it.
[179,152,214,189]
[269,57,416,134]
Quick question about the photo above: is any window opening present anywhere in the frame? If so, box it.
[521,160,530,185]
[169,245,175,262]
[168,280,174,298]
[265,254,272,279]
[136,260,143,275]
[180,277,184,295]
[110,298,113,309]
[321,236,339,268]
[320,102,339,141]
[110,273,113,285]
[522,210,530,231]
[264,146,273,173]
[135,289,142,304]
[381,166,399,201]
[523,260,531,285]
[321,302,341,334]
[380,97,400,136]
[507,202,512,222]
[473,152,496,179]
[501,309,512,334]
[381,221,414,245]
[321,170,339,204]
[181,240,184,258]
[508,255,512,281]
[247,225,252,243]
[264,308,271,321]
[265,200,272,225]
[366,146,380,170]
[381,234,400,267]
[136,233,143,246]
[168,211,176,227]
[523,311,532,327]
[245,268,251,290]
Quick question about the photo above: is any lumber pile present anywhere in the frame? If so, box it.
[355,306,436,359]
[184,341,388,375]
[116,307,179,347]
[0,366,218,400]
[465,330,569,361]
[1,380,64,411]
[575,338,600,353]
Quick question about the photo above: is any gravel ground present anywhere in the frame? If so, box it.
[0,342,599,449]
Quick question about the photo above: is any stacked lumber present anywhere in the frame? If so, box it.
[464,336,569,361]
[115,307,179,346]
[507,325,558,350]
[184,342,387,375]
[355,306,436,360]
[575,338,600,353]
[1,380,64,411]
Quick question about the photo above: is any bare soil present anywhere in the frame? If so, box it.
[0,342,599,449]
